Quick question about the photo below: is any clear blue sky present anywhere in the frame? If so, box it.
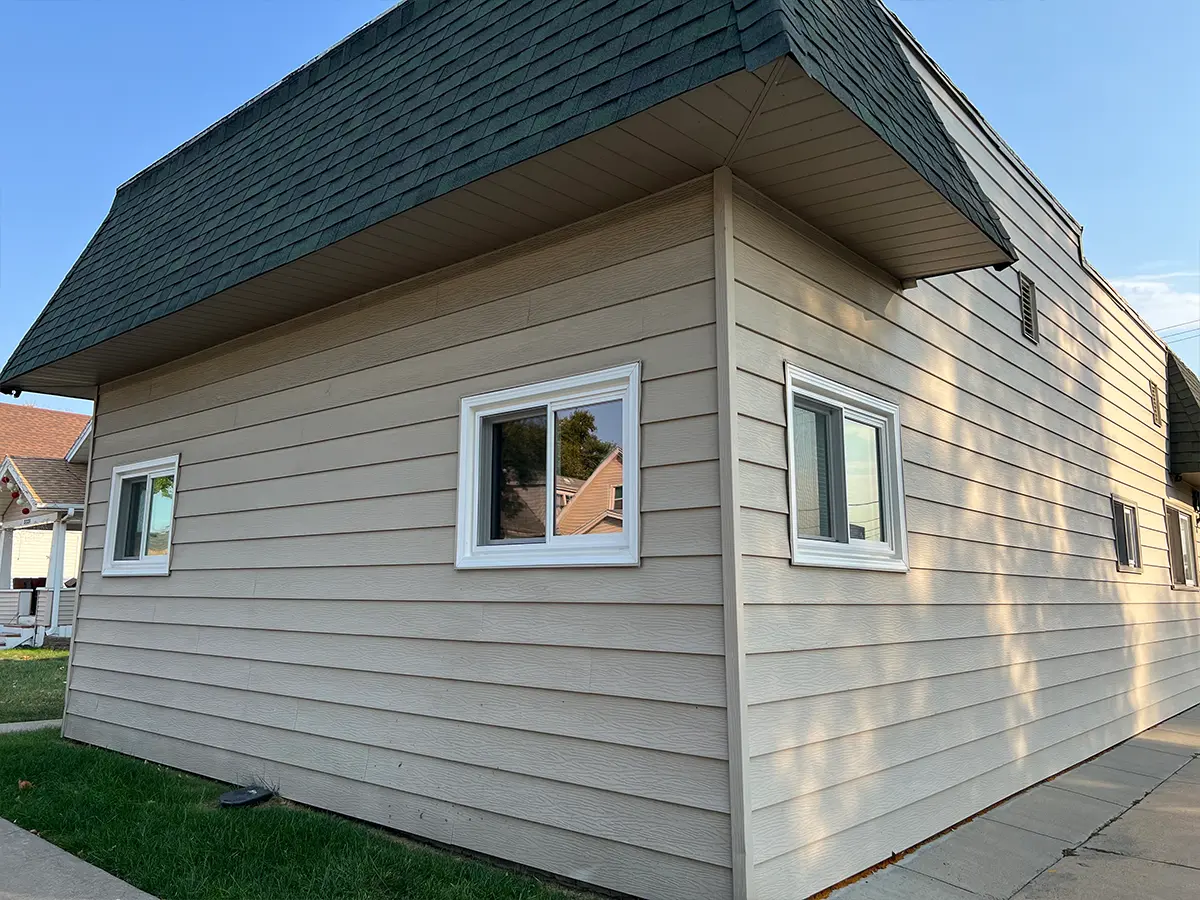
[1,0,1196,417]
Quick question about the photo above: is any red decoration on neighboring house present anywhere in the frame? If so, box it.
[1,476,8,483]
[21,508,29,515]
[10,491,17,499]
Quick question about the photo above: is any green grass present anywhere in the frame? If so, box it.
[0,728,589,900]
[0,648,68,723]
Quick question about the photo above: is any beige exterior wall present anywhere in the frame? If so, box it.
[736,48,1200,898]
[55,56,1197,900]
[65,180,733,900]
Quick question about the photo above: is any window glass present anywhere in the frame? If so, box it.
[146,475,175,556]
[1123,505,1139,568]
[114,477,147,560]
[845,418,884,543]
[792,401,834,539]
[456,363,640,569]
[554,400,623,536]
[1178,510,1196,585]
[486,411,547,542]
[1167,507,1197,586]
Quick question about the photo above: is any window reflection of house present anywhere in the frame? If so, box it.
[555,450,623,535]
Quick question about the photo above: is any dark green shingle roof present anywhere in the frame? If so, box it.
[1167,351,1200,475]
[2,0,1012,388]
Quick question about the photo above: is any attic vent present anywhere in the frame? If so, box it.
[1017,273,1039,344]
[1151,379,1163,427]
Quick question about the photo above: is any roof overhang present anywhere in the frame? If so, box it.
[4,61,1011,397]
[3,0,1015,397]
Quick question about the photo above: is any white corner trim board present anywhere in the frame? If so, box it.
[455,363,641,569]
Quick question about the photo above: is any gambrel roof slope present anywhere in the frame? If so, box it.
[1167,350,1200,478]
[1,0,1012,389]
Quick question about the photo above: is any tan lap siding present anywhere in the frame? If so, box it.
[731,190,1200,900]
[66,181,732,900]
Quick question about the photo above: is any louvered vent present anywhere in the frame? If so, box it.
[1151,379,1163,427]
[1017,273,1039,344]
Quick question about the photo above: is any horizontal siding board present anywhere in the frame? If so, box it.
[735,328,1172,510]
[93,280,717,461]
[72,185,731,891]
[744,602,1200,655]
[62,715,733,900]
[82,506,721,572]
[731,157,1196,900]
[750,644,1200,810]
[748,632,1200,758]
[99,180,715,414]
[741,556,1189,606]
[736,199,1165,455]
[66,690,732,867]
[752,667,1200,864]
[70,645,729,759]
[746,618,1200,706]
[98,236,715,441]
[752,685,1200,899]
[83,556,724,603]
[74,619,727,706]
[76,597,725,654]
[734,259,1166,495]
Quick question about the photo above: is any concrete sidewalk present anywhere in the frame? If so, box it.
[0,818,156,900]
[0,721,156,900]
[0,719,61,735]
[832,706,1200,900]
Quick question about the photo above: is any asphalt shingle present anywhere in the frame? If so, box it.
[2,0,1012,387]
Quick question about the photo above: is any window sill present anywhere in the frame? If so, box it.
[456,544,638,569]
[101,564,171,577]
[789,545,908,573]
[1116,564,1143,574]
[1170,582,1200,592]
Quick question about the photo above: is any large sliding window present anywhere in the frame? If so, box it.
[103,456,179,576]
[785,364,908,571]
[456,364,639,568]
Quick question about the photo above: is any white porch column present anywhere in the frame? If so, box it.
[48,519,66,632]
[0,527,12,591]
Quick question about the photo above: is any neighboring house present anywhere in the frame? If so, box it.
[1,2,1195,898]
[0,407,89,647]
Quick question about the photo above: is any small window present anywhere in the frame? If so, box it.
[1150,380,1163,427]
[1111,496,1142,573]
[785,364,908,571]
[456,364,639,568]
[1165,501,1198,588]
[103,456,179,576]
[1018,272,1039,344]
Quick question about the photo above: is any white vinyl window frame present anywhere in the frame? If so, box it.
[1111,494,1142,574]
[102,455,180,577]
[784,364,908,572]
[455,363,640,569]
[1164,498,1199,590]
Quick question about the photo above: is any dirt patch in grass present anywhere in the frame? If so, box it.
[0,727,594,900]
[0,648,67,723]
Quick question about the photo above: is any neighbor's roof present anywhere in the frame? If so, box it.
[1167,350,1200,476]
[0,406,90,460]
[5,457,88,507]
[1,0,1012,389]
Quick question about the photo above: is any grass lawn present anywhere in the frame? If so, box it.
[0,647,68,723]
[0,727,588,900]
